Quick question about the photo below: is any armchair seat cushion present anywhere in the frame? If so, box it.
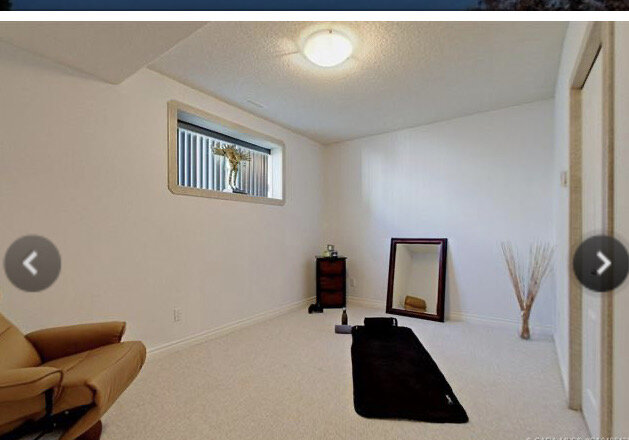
[43,341,146,416]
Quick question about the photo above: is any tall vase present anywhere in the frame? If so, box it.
[520,309,531,340]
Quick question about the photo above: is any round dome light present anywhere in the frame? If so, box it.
[303,30,353,68]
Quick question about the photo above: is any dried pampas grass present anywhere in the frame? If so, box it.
[500,241,554,339]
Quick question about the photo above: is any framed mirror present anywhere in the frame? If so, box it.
[386,238,447,322]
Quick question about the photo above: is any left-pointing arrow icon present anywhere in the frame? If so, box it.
[596,250,612,276]
[23,250,38,276]
[4,236,61,291]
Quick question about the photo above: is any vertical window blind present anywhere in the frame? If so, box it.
[177,125,270,197]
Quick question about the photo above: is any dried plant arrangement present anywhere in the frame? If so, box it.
[500,242,554,339]
[212,145,251,191]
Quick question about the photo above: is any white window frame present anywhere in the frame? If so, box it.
[167,100,285,206]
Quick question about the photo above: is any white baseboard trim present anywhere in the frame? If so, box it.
[347,295,553,336]
[347,295,386,309]
[148,296,314,360]
[448,311,554,336]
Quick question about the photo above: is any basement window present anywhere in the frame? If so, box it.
[167,101,285,205]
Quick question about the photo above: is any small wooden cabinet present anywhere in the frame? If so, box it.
[316,257,347,308]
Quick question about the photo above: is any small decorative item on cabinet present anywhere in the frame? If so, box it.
[323,244,335,258]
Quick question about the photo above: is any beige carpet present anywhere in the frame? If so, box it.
[99,306,588,440]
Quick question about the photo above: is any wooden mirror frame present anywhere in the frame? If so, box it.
[385,238,447,322]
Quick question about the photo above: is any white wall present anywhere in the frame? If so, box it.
[0,42,324,350]
[323,100,556,331]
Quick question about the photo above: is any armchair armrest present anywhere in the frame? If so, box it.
[26,322,126,362]
[0,367,62,402]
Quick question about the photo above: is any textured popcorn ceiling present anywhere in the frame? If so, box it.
[149,22,567,144]
[0,22,566,145]
[0,22,205,84]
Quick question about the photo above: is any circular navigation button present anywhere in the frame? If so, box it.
[4,235,61,292]
[573,235,628,292]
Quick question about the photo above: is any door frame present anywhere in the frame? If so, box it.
[568,21,614,436]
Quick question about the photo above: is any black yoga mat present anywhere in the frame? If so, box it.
[351,321,468,423]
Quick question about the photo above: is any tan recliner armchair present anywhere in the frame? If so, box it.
[0,313,146,440]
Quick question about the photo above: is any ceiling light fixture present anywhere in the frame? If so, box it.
[303,30,353,68]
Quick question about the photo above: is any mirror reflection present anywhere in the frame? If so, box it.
[392,244,440,315]
[386,238,447,322]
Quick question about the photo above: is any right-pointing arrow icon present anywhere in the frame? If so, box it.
[596,250,611,276]
[574,236,628,292]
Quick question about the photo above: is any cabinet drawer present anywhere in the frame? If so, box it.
[320,290,344,307]
[318,276,344,291]
[318,260,345,275]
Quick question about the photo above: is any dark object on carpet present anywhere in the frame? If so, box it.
[363,317,397,329]
[0,406,92,440]
[351,319,468,423]
[308,303,324,313]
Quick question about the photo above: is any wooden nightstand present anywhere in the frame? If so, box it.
[315,256,347,309]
